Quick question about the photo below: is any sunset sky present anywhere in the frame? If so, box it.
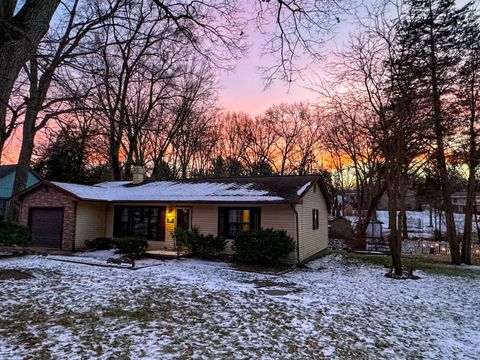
[218,6,359,116]
[219,0,468,115]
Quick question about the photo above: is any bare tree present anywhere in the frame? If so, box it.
[6,0,120,219]
[0,0,60,162]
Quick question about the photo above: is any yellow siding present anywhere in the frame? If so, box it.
[260,204,296,263]
[100,202,298,263]
[295,182,329,262]
[75,202,108,249]
[105,204,114,238]
[191,204,219,235]
[189,203,295,259]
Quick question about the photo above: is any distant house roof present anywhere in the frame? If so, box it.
[0,165,18,179]
[0,165,41,180]
[14,175,330,206]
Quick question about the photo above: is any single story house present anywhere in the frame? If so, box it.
[0,165,41,218]
[12,174,330,264]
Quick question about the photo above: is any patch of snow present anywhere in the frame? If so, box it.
[94,181,132,188]
[52,180,285,203]
[346,210,479,239]
[296,181,311,196]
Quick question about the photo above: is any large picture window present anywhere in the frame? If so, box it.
[114,206,166,241]
[218,207,261,238]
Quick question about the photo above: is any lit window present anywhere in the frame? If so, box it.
[218,207,261,238]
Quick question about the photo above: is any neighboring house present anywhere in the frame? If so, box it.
[0,165,41,218]
[12,175,330,264]
[451,192,480,213]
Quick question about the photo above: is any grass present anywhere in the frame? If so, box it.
[335,250,480,278]
[1,255,479,358]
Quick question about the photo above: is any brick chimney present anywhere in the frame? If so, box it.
[132,166,144,184]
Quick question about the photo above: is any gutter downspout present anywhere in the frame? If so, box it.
[291,203,300,264]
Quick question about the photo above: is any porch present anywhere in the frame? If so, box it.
[145,240,189,259]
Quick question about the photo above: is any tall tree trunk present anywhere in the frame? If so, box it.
[109,121,123,181]
[399,178,408,240]
[110,149,122,181]
[7,54,40,219]
[0,1,59,155]
[429,203,433,227]
[462,72,478,264]
[430,37,460,264]
[463,173,474,264]
[388,176,402,276]
[462,128,476,264]
[355,182,387,249]
[7,104,37,220]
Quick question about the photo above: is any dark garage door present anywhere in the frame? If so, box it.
[29,208,64,248]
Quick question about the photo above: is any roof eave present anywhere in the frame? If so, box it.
[77,198,298,204]
[11,180,81,202]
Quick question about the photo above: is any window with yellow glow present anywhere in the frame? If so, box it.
[218,207,261,238]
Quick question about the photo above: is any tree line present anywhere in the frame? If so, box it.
[321,0,480,273]
[32,103,328,181]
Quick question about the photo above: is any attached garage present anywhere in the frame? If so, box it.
[14,183,78,251]
[13,176,331,262]
[29,208,64,248]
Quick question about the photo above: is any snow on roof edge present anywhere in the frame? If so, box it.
[296,181,311,197]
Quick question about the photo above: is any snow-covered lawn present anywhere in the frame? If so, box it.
[375,210,477,236]
[1,255,479,359]
[345,210,480,239]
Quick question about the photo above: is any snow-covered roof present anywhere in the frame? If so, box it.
[94,181,132,188]
[36,176,325,204]
[11,175,329,205]
[49,178,306,203]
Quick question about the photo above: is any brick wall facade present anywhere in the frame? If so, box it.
[19,184,77,251]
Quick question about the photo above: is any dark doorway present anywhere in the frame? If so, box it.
[29,208,64,248]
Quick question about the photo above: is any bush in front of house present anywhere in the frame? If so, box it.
[173,226,226,258]
[0,221,32,247]
[113,236,148,257]
[233,228,295,265]
[85,237,113,250]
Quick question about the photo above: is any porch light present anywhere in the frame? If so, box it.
[166,207,175,224]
